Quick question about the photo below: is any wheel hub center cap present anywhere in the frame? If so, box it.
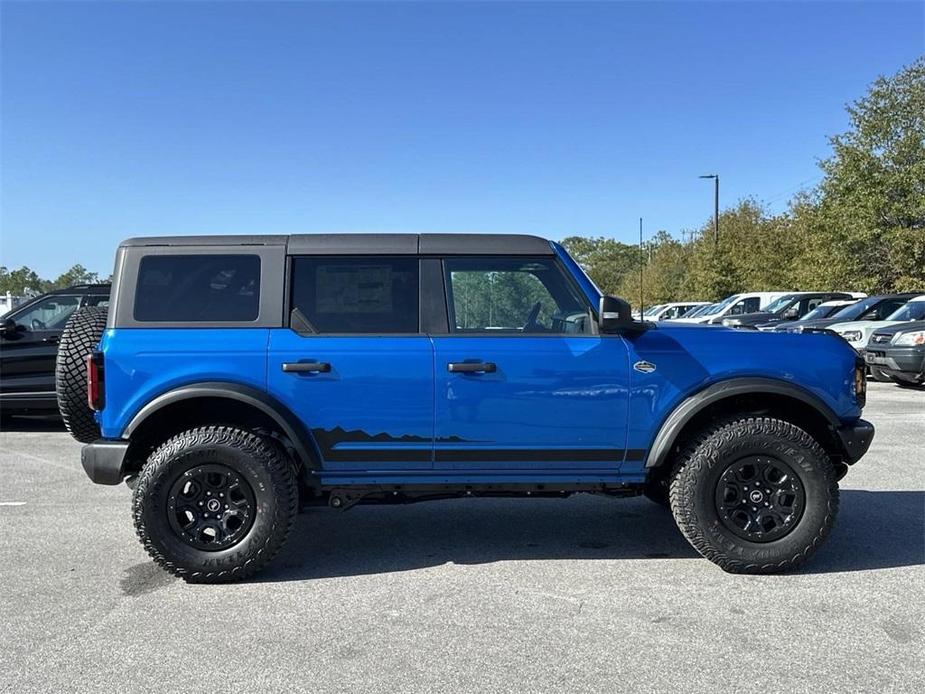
[206,498,222,512]
[748,489,764,503]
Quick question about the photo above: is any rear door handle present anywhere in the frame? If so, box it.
[282,361,331,374]
[447,361,496,374]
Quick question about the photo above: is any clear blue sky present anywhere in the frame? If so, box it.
[1,1,922,278]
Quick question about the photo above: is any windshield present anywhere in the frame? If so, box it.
[801,302,852,321]
[643,304,665,316]
[763,294,799,314]
[702,295,739,316]
[682,305,706,317]
[829,296,878,320]
[886,299,925,322]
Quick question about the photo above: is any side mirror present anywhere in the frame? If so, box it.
[0,317,16,337]
[598,295,634,333]
[783,307,799,319]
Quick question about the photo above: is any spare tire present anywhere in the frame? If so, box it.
[56,306,108,443]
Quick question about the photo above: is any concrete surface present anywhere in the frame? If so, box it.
[1,382,922,693]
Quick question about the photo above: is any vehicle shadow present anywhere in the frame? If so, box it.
[0,415,65,432]
[257,489,924,583]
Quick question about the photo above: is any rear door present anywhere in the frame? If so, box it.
[430,255,630,471]
[267,256,434,471]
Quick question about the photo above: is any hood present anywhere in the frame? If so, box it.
[869,319,925,337]
[721,311,776,326]
[828,319,890,332]
[775,317,846,332]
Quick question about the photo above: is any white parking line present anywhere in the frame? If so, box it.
[7,448,81,473]
[0,501,27,507]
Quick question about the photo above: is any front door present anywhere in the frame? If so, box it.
[0,293,83,406]
[431,256,630,471]
[267,256,434,471]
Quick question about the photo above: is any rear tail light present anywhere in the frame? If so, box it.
[86,351,104,411]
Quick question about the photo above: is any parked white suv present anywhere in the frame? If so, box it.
[829,295,925,352]
[646,302,710,321]
[672,292,790,324]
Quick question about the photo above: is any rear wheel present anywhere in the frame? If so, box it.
[133,426,298,583]
[669,417,838,574]
[56,306,108,442]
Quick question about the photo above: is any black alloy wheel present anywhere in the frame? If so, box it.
[166,464,257,551]
[714,456,805,542]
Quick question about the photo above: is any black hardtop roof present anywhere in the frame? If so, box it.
[119,233,555,256]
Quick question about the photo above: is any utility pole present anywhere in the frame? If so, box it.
[699,174,720,246]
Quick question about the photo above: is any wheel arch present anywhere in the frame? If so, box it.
[646,377,847,473]
[121,382,321,474]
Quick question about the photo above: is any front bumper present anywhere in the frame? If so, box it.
[864,345,925,378]
[835,419,875,464]
[81,440,129,485]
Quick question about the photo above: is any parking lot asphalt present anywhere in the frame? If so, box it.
[0,382,922,693]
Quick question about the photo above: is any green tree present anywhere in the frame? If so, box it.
[798,57,925,292]
[559,236,640,295]
[51,264,100,289]
[0,266,48,294]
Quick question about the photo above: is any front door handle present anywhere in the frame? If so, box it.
[447,361,496,374]
[282,361,331,374]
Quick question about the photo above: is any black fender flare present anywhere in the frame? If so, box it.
[122,381,320,469]
[645,377,843,469]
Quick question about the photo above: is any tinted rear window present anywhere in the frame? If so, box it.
[134,255,260,322]
[290,257,419,333]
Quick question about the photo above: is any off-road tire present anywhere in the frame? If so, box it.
[669,417,838,574]
[133,426,298,583]
[56,306,108,443]
[868,366,892,383]
[890,374,924,389]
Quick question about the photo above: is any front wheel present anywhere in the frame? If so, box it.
[133,426,298,583]
[868,366,893,383]
[669,417,838,574]
[890,374,924,389]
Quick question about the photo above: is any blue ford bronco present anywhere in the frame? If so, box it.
[56,234,874,582]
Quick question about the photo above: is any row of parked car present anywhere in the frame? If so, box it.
[1,282,922,420]
[641,290,925,387]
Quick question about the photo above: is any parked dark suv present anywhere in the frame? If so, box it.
[55,235,873,582]
[0,284,110,416]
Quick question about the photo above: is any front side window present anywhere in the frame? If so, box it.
[444,257,590,334]
[10,295,81,331]
[290,257,419,334]
[134,255,260,322]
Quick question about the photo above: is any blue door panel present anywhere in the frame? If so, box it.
[432,336,630,470]
[99,328,270,438]
[267,331,434,470]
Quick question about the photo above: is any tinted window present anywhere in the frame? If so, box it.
[444,257,590,334]
[290,257,419,334]
[11,295,81,331]
[134,255,260,322]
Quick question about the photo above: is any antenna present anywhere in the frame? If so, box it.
[638,217,644,318]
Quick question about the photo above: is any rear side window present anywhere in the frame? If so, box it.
[290,257,419,334]
[134,255,261,322]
